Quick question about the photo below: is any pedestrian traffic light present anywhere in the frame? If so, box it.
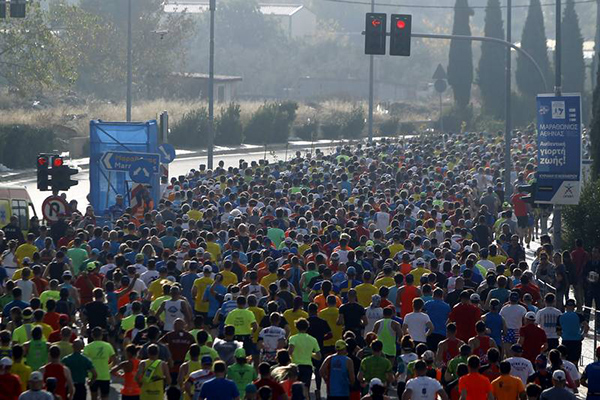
[365,13,387,55]
[390,14,411,56]
[517,183,538,204]
[37,155,50,191]
[51,165,79,192]
[9,0,26,18]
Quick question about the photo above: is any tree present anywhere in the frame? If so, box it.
[0,3,77,95]
[590,55,600,179]
[76,0,194,99]
[561,0,585,94]
[447,0,474,109]
[477,0,506,118]
[516,0,551,99]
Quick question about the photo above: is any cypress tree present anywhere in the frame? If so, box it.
[591,55,600,179]
[561,0,585,94]
[516,0,551,98]
[477,0,506,118]
[447,0,474,109]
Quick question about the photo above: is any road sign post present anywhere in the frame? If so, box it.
[535,94,582,206]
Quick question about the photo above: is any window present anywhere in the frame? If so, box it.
[11,199,29,230]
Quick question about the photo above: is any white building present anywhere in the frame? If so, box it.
[164,2,317,38]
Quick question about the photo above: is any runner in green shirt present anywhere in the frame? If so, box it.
[227,348,257,397]
[444,344,472,382]
[83,327,116,400]
[358,340,393,386]
[62,339,97,386]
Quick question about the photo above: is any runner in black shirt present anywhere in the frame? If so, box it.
[83,288,112,331]
[338,289,367,339]
[306,302,332,398]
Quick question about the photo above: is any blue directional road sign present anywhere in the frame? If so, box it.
[101,151,160,174]
[158,143,176,164]
[536,93,582,205]
[129,159,154,184]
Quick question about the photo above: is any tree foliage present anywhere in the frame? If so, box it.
[516,0,551,98]
[447,0,474,109]
[477,0,505,118]
[0,2,77,95]
[564,178,600,250]
[561,0,585,94]
[590,55,600,180]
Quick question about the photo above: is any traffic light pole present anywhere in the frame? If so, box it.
[207,0,216,170]
[367,0,375,144]
[504,0,512,202]
[554,0,563,250]
[126,0,132,122]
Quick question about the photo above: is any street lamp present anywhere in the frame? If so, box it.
[126,0,132,122]
[207,0,216,170]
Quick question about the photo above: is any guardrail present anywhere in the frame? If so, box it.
[537,278,597,367]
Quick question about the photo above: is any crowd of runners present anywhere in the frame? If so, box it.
[1,131,600,400]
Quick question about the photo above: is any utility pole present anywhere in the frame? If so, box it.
[367,0,375,144]
[126,0,132,122]
[554,0,563,250]
[206,0,216,170]
[504,0,512,201]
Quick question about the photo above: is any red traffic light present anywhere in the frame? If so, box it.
[53,158,63,167]
[38,157,48,167]
[371,19,382,28]
[396,20,406,29]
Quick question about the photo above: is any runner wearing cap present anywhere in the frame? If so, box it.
[0,356,22,400]
[506,345,535,385]
[18,371,53,400]
[519,312,547,364]
[319,339,355,400]
[185,355,216,400]
[539,371,576,400]
[227,348,257,399]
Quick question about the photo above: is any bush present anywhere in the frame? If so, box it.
[563,179,600,250]
[399,122,417,135]
[243,102,298,144]
[340,106,365,139]
[215,103,243,146]
[294,119,318,141]
[0,125,56,169]
[439,105,474,133]
[169,108,210,148]
[378,117,399,137]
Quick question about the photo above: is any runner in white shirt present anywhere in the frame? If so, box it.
[404,360,448,400]
[140,267,160,287]
[506,344,535,385]
[535,293,562,349]
[257,313,287,363]
[500,292,527,345]
[402,298,433,344]
[365,295,384,334]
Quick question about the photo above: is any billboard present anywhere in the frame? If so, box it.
[536,94,582,205]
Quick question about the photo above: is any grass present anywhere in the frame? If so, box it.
[0,96,434,141]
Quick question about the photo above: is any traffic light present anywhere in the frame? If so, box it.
[9,0,26,18]
[517,183,538,204]
[365,13,387,55]
[37,155,50,191]
[51,165,79,192]
[390,14,412,56]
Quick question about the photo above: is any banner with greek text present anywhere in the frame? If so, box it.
[536,94,582,205]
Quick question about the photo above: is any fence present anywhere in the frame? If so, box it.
[537,278,598,367]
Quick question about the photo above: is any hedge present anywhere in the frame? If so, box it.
[0,125,56,169]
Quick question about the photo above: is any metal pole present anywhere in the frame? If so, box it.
[554,0,563,250]
[439,91,444,133]
[368,0,374,144]
[207,0,216,170]
[504,0,512,201]
[126,0,132,122]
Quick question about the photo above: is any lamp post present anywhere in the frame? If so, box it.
[126,0,132,122]
[207,0,216,170]
[504,0,512,201]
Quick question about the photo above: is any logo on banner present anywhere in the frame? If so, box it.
[538,105,549,116]
[551,101,565,119]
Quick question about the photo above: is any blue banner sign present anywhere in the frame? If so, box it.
[536,94,582,205]
[101,151,160,174]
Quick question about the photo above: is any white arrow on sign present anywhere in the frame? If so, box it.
[160,147,172,162]
[102,152,113,170]
[134,167,150,178]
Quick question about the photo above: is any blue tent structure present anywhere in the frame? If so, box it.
[89,120,159,218]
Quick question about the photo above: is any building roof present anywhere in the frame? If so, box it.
[164,2,305,16]
[172,72,243,82]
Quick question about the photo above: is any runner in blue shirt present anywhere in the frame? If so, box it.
[582,346,600,400]
[424,288,451,351]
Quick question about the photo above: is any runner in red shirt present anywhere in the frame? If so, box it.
[449,291,482,342]
[0,357,22,400]
[518,312,547,363]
